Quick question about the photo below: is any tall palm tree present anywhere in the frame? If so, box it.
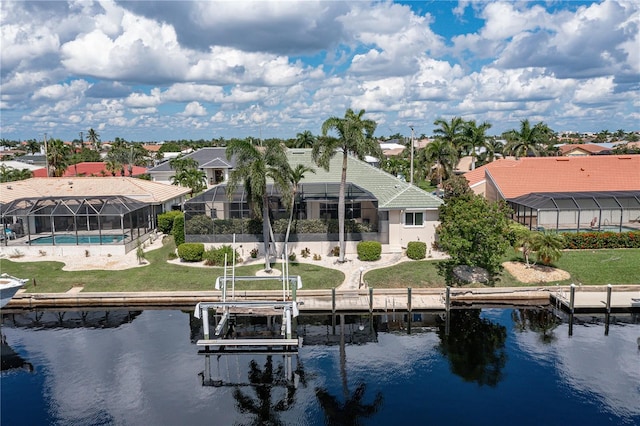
[25,139,41,155]
[503,119,553,158]
[313,108,380,263]
[226,139,290,272]
[282,164,315,256]
[294,130,315,148]
[126,144,148,176]
[421,138,457,187]
[462,120,492,170]
[87,128,100,151]
[433,117,466,153]
[46,139,71,177]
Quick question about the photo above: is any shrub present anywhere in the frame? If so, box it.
[406,241,427,260]
[185,214,214,235]
[172,213,185,246]
[158,210,183,234]
[288,252,297,262]
[357,241,381,261]
[561,231,640,249]
[300,247,311,258]
[177,243,205,262]
[203,245,239,266]
[330,246,340,257]
[167,251,178,260]
[313,253,322,261]
[250,248,258,258]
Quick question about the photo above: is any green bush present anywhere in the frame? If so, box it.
[202,245,239,266]
[406,241,427,260]
[185,214,214,235]
[158,210,182,234]
[561,231,640,249]
[357,241,381,261]
[177,243,205,262]
[172,213,185,246]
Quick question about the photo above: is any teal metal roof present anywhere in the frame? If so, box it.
[286,149,442,210]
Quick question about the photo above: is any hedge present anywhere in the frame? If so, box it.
[561,231,640,249]
[177,243,205,262]
[406,241,427,260]
[172,213,185,247]
[202,245,239,266]
[158,210,183,234]
[357,241,381,261]
[210,218,377,235]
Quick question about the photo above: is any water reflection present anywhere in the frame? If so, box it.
[512,308,561,343]
[436,309,507,387]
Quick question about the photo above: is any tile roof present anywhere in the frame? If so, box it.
[558,144,610,155]
[481,155,640,199]
[31,162,147,178]
[286,149,442,209]
[463,158,520,188]
[0,177,190,204]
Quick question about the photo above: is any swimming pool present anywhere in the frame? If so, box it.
[29,234,126,245]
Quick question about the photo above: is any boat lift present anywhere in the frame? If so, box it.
[194,240,303,349]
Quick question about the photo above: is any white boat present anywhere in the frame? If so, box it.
[0,274,28,308]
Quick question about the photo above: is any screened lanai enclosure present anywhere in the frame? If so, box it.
[184,183,382,243]
[508,191,640,233]
[1,195,154,252]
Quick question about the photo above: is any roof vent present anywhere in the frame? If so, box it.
[6,185,11,190]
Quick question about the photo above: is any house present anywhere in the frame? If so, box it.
[147,147,234,187]
[557,143,611,156]
[0,177,190,256]
[464,155,640,232]
[184,148,443,254]
[31,162,148,178]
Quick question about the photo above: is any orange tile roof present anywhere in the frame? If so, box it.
[558,143,609,155]
[484,155,640,199]
[31,162,147,178]
[463,158,520,187]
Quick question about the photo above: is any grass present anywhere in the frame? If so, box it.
[2,240,638,293]
[0,237,344,293]
[365,248,640,288]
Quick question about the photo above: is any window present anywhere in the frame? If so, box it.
[404,211,424,227]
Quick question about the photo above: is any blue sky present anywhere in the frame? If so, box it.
[1,1,638,142]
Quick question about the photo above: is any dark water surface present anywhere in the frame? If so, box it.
[2,308,639,425]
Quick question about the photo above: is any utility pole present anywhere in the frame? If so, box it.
[43,133,50,177]
[410,126,415,185]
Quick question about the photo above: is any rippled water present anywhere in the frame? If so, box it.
[2,308,639,425]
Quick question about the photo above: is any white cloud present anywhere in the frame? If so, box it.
[180,101,207,117]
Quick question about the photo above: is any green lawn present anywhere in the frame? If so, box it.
[365,248,640,288]
[2,241,637,293]
[0,237,344,293]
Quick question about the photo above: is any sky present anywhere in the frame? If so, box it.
[1,0,639,142]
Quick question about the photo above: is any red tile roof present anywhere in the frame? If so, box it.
[31,162,148,178]
[483,155,640,199]
[464,158,520,188]
[558,143,610,155]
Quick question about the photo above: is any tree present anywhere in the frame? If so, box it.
[503,119,555,158]
[533,231,564,265]
[0,165,32,182]
[126,144,149,176]
[46,138,71,177]
[226,138,290,272]
[87,128,100,151]
[433,117,466,150]
[437,195,512,283]
[441,175,473,201]
[421,138,457,187]
[172,168,206,197]
[294,130,315,148]
[282,164,315,255]
[313,109,380,263]
[25,139,41,155]
[461,120,492,170]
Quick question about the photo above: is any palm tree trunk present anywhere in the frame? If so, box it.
[338,151,347,262]
[262,193,272,272]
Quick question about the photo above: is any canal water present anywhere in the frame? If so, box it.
[1,308,639,425]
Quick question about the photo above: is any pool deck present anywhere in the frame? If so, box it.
[6,285,640,313]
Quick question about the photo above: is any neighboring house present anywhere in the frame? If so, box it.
[0,177,190,256]
[464,155,640,232]
[0,160,43,173]
[184,148,443,253]
[31,162,148,177]
[147,147,235,187]
[557,143,611,156]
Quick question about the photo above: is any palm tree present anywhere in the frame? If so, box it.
[313,108,380,263]
[87,128,100,151]
[433,117,466,153]
[294,130,315,148]
[503,119,554,158]
[533,231,564,266]
[172,168,207,197]
[126,144,148,176]
[282,164,315,256]
[46,139,71,177]
[25,139,41,155]
[421,138,457,187]
[462,120,492,170]
[226,139,290,272]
